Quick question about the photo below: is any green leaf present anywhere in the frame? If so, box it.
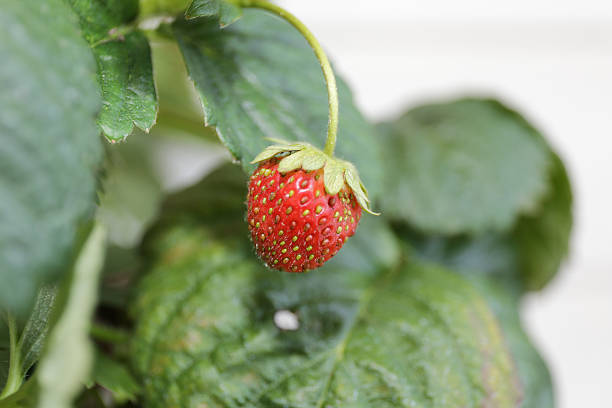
[140,0,192,16]
[88,351,141,404]
[320,214,400,275]
[397,151,572,292]
[37,223,107,408]
[323,159,345,195]
[513,153,573,290]
[397,225,519,287]
[17,286,57,381]
[379,98,552,234]
[173,10,383,198]
[473,279,554,408]
[377,224,556,407]
[67,0,158,141]
[130,223,520,407]
[185,0,243,27]
[0,287,56,400]
[0,350,7,396]
[147,162,249,245]
[397,226,557,405]
[0,0,103,316]
[0,376,38,408]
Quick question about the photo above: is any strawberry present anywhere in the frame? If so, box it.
[247,140,376,272]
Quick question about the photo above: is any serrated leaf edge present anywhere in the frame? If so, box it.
[185,0,243,28]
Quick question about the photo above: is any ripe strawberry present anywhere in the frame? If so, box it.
[247,159,362,272]
[246,140,376,273]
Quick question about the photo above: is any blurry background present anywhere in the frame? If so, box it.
[267,1,611,407]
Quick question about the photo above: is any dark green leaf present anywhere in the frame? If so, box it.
[0,326,8,396]
[0,0,103,316]
[0,351,7,397]
[173,11,383,198]
[131,223,520,407]
[379,98,551,234]
[396,224,520,288]
[99,245,143,309]
[186,0,243,27]
[68,0,158,141]
[37,224,107,408]
[154,162,248,233]
[88,352,141,404]
[513,153,572,290]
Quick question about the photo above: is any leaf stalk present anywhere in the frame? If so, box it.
[238,0,339,156]
[0,312,22,399]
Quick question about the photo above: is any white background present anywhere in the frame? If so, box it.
[273,1,612,407]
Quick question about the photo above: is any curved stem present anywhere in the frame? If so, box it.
[238,0,339,156]
[0,313,22,399]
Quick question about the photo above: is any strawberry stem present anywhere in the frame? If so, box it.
[0,312,22,399]
[238,0,339,156]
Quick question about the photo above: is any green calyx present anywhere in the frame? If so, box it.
[251,140,379,215]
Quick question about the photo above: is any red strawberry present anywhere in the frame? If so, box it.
[247,158,362,272]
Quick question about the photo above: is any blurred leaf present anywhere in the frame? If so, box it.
[37,224,107,408]
[140,0,191,16]
[0,376,37,408]
[131,222,520,407]
[99,245,143,310]
[397,225,520,288]
[185,0,243,27]
[397,152,572,291]
[320,213,401,275]
[472,278,554,408]
[87,351,141,404]
[98,137,163,248]
[67,0,158,141]
[173,11,384,198]
[398,230,557,405]
[0,350,7,396]
[154,162,248,234]
[513,153,572,290]
[150,40,218,142]
[379,98,551,234]
[0,0,103,316]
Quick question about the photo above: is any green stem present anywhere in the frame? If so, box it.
[90,322,130,344]
[238,0,339,156]
[0,313,22,399]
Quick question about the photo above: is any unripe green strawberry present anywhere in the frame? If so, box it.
[247,159,362,272]
[247,140,376,273]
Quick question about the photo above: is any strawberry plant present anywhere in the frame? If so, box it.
[0,0,572,407]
